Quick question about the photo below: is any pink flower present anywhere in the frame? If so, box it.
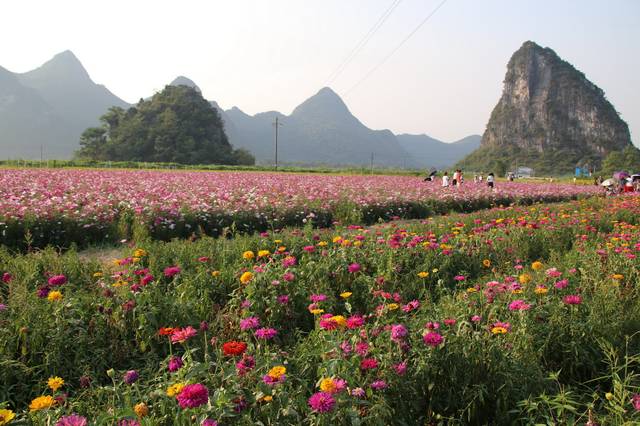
[351,387,365,398]
[198,256,210,262]
[240,316,260,331]
[355,342,369,356]
[171,326,198,344]
[339,341,352,355]
[402,300,420,312]
[545,268,562,278]
[371,380,388,390]
[360,358,378,370]
[262,373,286,386]
[348,263,361,273]
[444,318,457,326]
[282,256,297,267]
[2,272,12,283]
[168,356,183,372]
[254,327,278,340]
[236,354,255,375]
[48,274,67,286]
[423,332,444,347]
[164,266,181,278]
[391,324,408,341]
[308,392,336,413]
[394,361,407,375]
[346,315,365,329]
[310,294,327,302]
[56,414,88,426]
[631,394,640,411]
[471,315,482,323]
[176,383,209,409]
[202,420,218,426]
[277,294,289,305]
[563,294,582,305]
[454,275,466,281]
[425,321,440,330]
[508,299,531,311]
[303,245,315,253]
[554,279,569,289]
[282,272,295,282]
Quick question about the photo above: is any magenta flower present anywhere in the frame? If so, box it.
[554,279,569,289]
[117,420,140,426]
[48,274,67,286]
[262,374,286,386]
[282,256,297,267]
[2,272,12,283]
[282,272,295,282]
[56,414,88,426]
[123,370,139,385]
[444,318,457,326]
[254,327,278,340]
[171,326,198,344]
[471,315,482,323]
[423,332,444,347]
[508,299,531,311]
[163,266,181,278]
[402,299,420,312]
[454,275,466,281]
[198,256,210,262]
[168,356,183,372]
[346,315,365,329]
[277,294,290,304]
[371,380,388,390]
[303,245,315,253]
[202,420,218,426]
[308,391,336,413]
[425,321,440,330]
[394,361,407,375]
[631,394,640,411]
[360,358,378,370]
[563,294,582,305]
[355,342,369,356]
[236,354,255,375]
[391,324,408,341]
[0,304,7,312]
[240,316,260,331]
[176,383,209,409]
[310,294,327,302]
[348,263,361,273]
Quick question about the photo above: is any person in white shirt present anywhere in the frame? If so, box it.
[487,173,495,189]
[442,172,450,187]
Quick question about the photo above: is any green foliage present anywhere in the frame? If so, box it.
[75,86,255,165]
[601,146,640,175]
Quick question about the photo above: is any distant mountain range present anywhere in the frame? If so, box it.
[0,51,479,168]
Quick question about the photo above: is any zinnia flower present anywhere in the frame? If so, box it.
[347,263,361,273]
[29,395,56,411]
[390,324,408,341]
[242,250,254,260]
[47,290,63,302]
[491,321,511,334]
[531,261,543,271]
[240,316,260,331]
[168,356,183,372]
[47,376,64,392]
[117,419,140,426]
[240,271,254,284]
[631,393,640,411]
[370,380,388,390]
[236,354,255,375]
[222,340,247,356]
[55,414,88,426]
[1,272,11,283]
[0,409,16,425]
[134,403,148,418]
[48,274,67,286]
[171,326,198,344]
[563,295,582,305]
[254,327,277,340]
[123,370,139,385]
[176,383,209,409]
[163,266,181,278]
[166,383,185,397]
[308,392,336,413]
[423,332,444,347]
[360,358,378,370]
[508,299,531,311]
[202,420,219,426]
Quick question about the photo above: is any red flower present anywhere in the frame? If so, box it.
[158,327,175,336]
[222,340,247,357]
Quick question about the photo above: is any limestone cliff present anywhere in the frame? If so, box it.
[460,41,632,174]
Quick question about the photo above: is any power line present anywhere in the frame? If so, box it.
[345,0,449,96]
[327,0,403,85]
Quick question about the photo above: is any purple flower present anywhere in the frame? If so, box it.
[240,316,260,331]
[202,420,219,426]
[56,414,88,426]
[370,380,388,390]
[308,391,336,413]
[0,303,7,312]
[123,370,139,385]
[2,272,12,283]
[277,294,290,305]
[176,383,209,409]
[351,387,366,397]
[48,274,67,286]
[168,356,183,372]
[254,327,278,340]
[37,285,51,298]
[118,419,141,426]
[236,354,255,375]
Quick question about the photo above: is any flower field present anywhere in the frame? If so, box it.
[1,194,639,424]
[0,168,599,250]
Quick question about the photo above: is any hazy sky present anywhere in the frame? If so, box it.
[1,0,639,143]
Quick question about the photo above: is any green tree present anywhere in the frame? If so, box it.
[601,147,640,175]
[76,85,254,165]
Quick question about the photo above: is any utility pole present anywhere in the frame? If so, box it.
[370,152,374,174]
[272,117,283,171]
[40,145,43,163]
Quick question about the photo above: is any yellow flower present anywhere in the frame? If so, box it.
[93,272,103,278]
[417,271,429,278]
[466,287,477,293]
[267,366,286,379]
[277,246,287,253]
[242,251,255,260]
[353,241,362,247]
[605,392,613,401]
[134,248,147,257]
[0,409,16,425]
[113,280,127,288]
[319,378,337,393]
[518,274,531,284]
[330,315,347,327]
[47,376,64,392]
[534,286,548,295]
[531,261,543,271]
[258,250,270,258]
[512,289,523,294]
[47,291,63,302]
[317,241,328,247]
[491,326,508,335]
[310,309,325,315]
[134,402,149,418]
[166,383,185,397]
[340,292,352,299]
[29,395,55,411]
[132,257,140,263]
[482,259,491,268]
[240,271,254,284]
[332,236,343,243]
[259,395,273,403]
[612,274,624,281]
[387,303,399,311]
[211,270,220,277]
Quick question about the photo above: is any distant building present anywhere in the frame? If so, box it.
[516,166,534,178]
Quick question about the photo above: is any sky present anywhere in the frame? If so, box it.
[1,0,639,144]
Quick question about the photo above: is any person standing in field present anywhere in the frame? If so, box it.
[442,171,450,188]
[487,172,495,189]
[452,170,459,187]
